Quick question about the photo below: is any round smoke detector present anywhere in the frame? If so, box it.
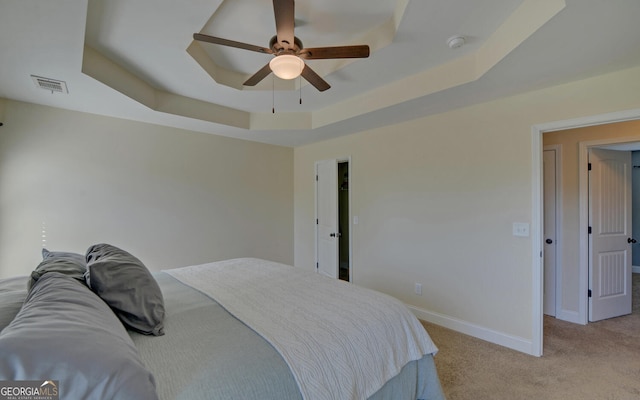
[447,35,466,49]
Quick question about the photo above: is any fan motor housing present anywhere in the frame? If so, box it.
[270,35,303,55]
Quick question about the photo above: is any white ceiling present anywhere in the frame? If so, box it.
[1,0,640,147]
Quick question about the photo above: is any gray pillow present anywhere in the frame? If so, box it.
[0,276,28,331]
[0,272,159,399]
[28,248,86,290]
[85,243,165,336]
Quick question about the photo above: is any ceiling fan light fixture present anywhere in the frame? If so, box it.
[269,54,303,80]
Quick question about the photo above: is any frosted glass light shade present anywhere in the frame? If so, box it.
[269,55,303,80]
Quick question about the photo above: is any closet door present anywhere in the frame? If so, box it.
[316,159,338,278]
[589,148,632,321]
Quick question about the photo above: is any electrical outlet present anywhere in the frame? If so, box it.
[414,283,422,296]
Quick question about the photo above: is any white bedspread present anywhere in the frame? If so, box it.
[165,258,437,400]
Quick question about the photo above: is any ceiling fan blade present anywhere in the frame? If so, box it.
[194,33,272,54]
[301,64,330,92]
[273,0,295,49]
[243,63,273,86]
[300,45,370,60]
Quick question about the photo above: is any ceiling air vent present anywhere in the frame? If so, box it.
[31,75,68,94]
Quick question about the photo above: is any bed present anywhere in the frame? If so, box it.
[0,244,445,400]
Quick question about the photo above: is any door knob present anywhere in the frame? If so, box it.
[628,238,637,244]
[330,233,336,237]
[545,239,553,244]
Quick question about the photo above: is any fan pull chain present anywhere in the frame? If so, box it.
[272,75,275,114]
[299,74,302,105]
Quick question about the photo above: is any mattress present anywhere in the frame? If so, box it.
[133,263,446,400]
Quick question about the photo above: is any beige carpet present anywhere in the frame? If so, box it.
[422,274,640,400]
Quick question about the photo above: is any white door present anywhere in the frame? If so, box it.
[543,149,557,316]
[589,148,633,322]
[316,159,338,278]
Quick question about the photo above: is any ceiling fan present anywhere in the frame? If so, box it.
[193,0,370,92]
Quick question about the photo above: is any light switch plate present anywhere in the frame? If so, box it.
[513,222,530,237]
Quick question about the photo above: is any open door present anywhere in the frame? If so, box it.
[316,159,338,278]
[589,148,633,321]
[543,149,558,316]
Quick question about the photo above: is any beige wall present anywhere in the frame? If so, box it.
[0,100,293,278]
[2,65,640,353]
[543,120,640,316]
[294,66,640,351]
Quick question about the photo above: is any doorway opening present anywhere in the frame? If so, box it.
[338,162,350,281]
[533,110,640,356]
[543,132,640,325]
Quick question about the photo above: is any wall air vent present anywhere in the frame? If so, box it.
[31,75,68,94]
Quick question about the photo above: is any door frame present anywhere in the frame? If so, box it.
[314,156,352,281]
[531,108,640,356]
[543,145,563,317]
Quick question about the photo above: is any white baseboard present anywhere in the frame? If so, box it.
[408,305,537,356]
[554,309,585,325]
[410,246,638,355]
